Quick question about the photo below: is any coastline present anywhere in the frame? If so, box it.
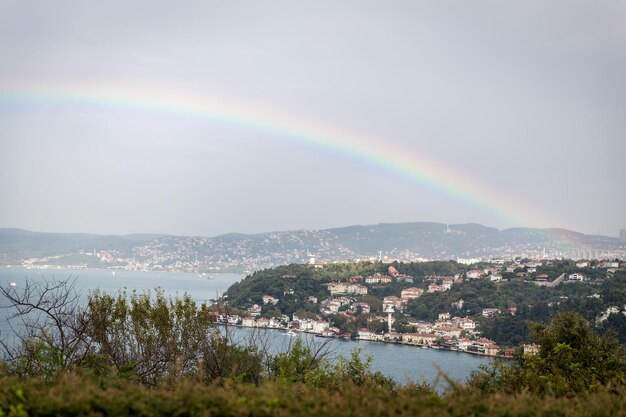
[218,323,508,359]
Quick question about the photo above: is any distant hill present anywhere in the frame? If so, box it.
[0,223,623,273]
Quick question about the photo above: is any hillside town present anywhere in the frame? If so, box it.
[5,224,626,274]
[214,258,626,358]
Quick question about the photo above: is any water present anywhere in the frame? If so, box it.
[228,327,493,387]
[0,267,493,386]
[0,267,241,304]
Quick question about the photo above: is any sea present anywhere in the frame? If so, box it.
[0,267,493,387]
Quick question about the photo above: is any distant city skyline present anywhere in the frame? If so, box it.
[1,1,624,237]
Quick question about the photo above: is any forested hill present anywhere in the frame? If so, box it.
[222,261,626,347]
[1,222,623,273]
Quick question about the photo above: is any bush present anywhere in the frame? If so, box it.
[469,312,626,396]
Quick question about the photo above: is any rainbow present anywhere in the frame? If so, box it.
[0,82,581,252]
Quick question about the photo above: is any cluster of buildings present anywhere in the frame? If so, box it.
[216,257,626,358]
[215,306,508,356]
[221,267,513,357]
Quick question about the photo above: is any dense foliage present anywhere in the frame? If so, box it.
[469,312,626,396]
[0,372,624,417]
[1,279,626,416]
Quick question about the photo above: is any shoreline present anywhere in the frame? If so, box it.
[220,324,508,359]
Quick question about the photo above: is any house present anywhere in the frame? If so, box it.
[365,275,381,284]
[451,299,464,309]
[434,326,462,338]
[437,312,451,321]
[256,317,270,328]
[351,302,371,314]
[427,284,444,293]
[327,282,368,296]
[327,301,341,313]
[242,317,256,327]
[305,296,318,304]
[472,338,497,352]
[401,287,424,300]
[452,317,475,330]
[385,332,403,342]
[383,296,405,312]
[457,338,473,350]
[348,275,364,283]
[506,307,518,315]
[326,282,346,295]
[402,333,438,346]
[482,308,500,317]
[484,345,500,356]
[268,317,284,328]
[568,273,587,281]
[365,273,393,284]
[312,320,329,333]
[357,328,374,340]
[262,295,279,305]
[467,270,483,279]
[503,349,516,358]
[523,344,539,355]
[396,275,414,283]
[406,320,433,333]
[350,284,368,295]
[247,304,262,317]
[379,275,393,284]
[489,274,502,282]
[535,274,549,281]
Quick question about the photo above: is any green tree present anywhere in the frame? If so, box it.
[469,312,626,396]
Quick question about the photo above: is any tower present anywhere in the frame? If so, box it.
[383,303,395,332]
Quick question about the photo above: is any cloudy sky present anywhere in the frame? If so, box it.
[0,1,624,237]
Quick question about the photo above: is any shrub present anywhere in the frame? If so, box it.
[469,312,626,396]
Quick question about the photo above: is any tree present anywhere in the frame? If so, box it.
[469,312,626,396]
[0,277,92,379]
[86,288,215,385]
[270,337,334,384]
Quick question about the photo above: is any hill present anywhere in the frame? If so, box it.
[0,222,623,273]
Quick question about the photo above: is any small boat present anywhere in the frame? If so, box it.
[9,282,17,287]
[286,330,296,336]
[111,271,116,276]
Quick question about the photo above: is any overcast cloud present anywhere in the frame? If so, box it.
[0,1,624,237]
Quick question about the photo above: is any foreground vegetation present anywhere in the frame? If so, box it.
[0,373,624,417]
[1,278,625,416]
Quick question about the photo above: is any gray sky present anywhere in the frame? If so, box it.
[0,1,625,237]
